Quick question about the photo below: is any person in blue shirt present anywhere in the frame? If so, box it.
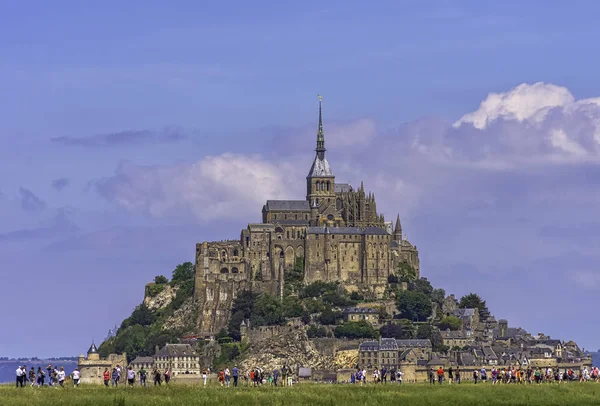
[232,366,239,387]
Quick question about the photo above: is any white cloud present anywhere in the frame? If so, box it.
[326,118,377,147]
[96,153,294,222]
[453,82,574,129]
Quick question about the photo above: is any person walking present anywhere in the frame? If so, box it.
[232,365,239,387]
[202,369,208,387]
[455,367,461,384]
[164,368,171,385]
[224,367,231,387]
[112,367,119,387]
[429,368,435,385]
[437,366,444,385]
[103,368,110,387]
[47,365,54,386]
[37,367,45,387]
[127,366,135,386]
[153,368,162,386]
[57,367,66,387]
[139,367,147,388]
[29,367,36,387]
[15,366,24,388]
[72,368,81,387]
[448,366,453,384]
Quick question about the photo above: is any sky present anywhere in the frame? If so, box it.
[1,1,599,357]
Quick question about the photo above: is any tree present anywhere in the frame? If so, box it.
[318,309,342,325]
[227,290,258,340]
[458,293,490,319]
[172,262,194,283]
[250,294,284,326]
[379,321,413,339]
[284,257,305,294]
[438,316,462,331]
[387,274,399,284]
[334,321,378,339]
[409,278,433,296]
[397,262,417,283]
[121,304,155,329]
[431,288,446,307]
[416,324,434,340]
[282,296,304,318]
[396,290,433,322]
[154,275,168,284]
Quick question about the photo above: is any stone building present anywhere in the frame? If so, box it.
[358,338,432,369]
[437,329,473,348]
[194,97,420,336]
[77,343,127,384]
[153,343,200,375]
[342,307,379,325]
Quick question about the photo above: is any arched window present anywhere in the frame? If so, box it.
[316,181,321,191]
[221,250,227,260]
[327,181,330,191]
[231,267,239,273]
[220,268,229,274]
[233,249,239,257]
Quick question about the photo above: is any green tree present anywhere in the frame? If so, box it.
[397,262,417,283]
[307,325,328,338]
[416,324,434,340]
[114,325,148,362]
[282,296,304,318]
[379,321,413,339]
[284,257,305,294]
[300,281,339,299]
[431,288,446,307]
[409,278,433,296]
[171,262,194,283]
[121,304,156,329]
[334,321,378,339]
[227,290,258,340]
[251,294,284,326]
[438,316,462,331]
[318,309,342,325]
[396,290,432,322]
[154,275,168,284]
[458,293,490,319]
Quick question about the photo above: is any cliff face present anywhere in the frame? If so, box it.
[239,327,335,372]
[144,284,178,310]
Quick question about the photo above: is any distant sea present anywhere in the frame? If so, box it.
[0,360,77,384]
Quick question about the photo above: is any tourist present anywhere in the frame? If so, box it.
[397,370,403,384]
[164,368,171,385]
[219,369,225,386]
[381,367,387,384]
[480,367,487,383]
[429,368,435,385]
[103,368,110,387]
[72,368,81,387]
[455,367,461,384]
[15,366,24,388]
[112,367,120,387]
[29,367,36,387]
[153,367,161,386]
[225,367,231,387]
[46,364,54,386]
[437,366,444,384]
[37,366,45,387]
[473,369,479,384]
[232,365,239,387]
[139,366,147,387]
[373,368,379,383]
[22,365,28,386]
[273,368,279,387]
[448,366,453,384]
[281,365,288,386]
[57,366,66,387]
[202,369,208,386]
[127,366,135,386]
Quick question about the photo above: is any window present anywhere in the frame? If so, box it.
[233,249,239,256]
[273,214,277,219]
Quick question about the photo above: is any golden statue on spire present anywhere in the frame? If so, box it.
[318,94,322,102]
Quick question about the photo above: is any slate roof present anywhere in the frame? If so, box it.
[334,183,353,193]
[265,200,310,211]
[307,156,334,177]
[380,338,398,351]
[396,339,432,348]
[131,356,154,364]
[87,343,98,354]
[440,330,466,339]
[155,344,197,357]
[459,353,477,366]
[399,349,414,361]
[359,341,379,351]
[455,308,476,317]
[482,346,498,360]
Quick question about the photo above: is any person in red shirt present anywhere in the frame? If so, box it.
[218,370,225,386]
[103,368,110,387]
[437,367,444,384]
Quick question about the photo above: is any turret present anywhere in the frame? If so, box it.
[394,214,402,242]
[306,95,335,203]
[87,342,100,361]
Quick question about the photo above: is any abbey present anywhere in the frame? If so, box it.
[194,98,420,337]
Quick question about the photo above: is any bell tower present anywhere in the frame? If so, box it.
[307,95,335,207]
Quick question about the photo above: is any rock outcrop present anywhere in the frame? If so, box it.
[143,284,177,310]
[239,326,335,372]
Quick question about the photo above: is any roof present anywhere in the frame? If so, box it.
[455,308,476,317]
[307,156,333,177]
[131,356,154,364]
[155,344,197,357]
[359,341,379,351]
[399,349,414,361]
[334,183,353,193]
[87,343,98,354]
[396,339,432,348]
[440,330,466,339]
[343,307,377,314]
[265,200,310,212]
[306,226,389,235]
[380,338,398,351]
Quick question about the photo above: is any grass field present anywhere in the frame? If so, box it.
[1,382,599,406]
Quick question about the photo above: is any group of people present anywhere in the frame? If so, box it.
[101,366,172,387]
[213,366,290,387]
[14,365,77,388]
[427,366,600,384]
[349,368,404,384]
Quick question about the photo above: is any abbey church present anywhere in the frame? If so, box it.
[194,98,420,336]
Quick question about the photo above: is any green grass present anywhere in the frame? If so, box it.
[2,382,599,406]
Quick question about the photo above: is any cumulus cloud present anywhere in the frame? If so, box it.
[95,153,295,222]
[19,187,46,212]
[52,177,70,191]
[51,127,190,147]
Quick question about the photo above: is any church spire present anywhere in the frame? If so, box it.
[316,94,326,160]
[394,214,403,241]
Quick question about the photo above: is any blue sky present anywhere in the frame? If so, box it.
[2,1,600,356]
